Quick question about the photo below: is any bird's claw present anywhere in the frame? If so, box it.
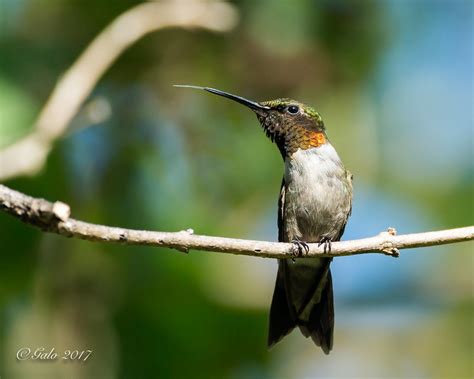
[291,240,310,258]
[318,236,332,254]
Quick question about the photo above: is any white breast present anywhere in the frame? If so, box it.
[283,144,351,242]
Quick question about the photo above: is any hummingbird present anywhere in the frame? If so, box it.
[175,85,353,354]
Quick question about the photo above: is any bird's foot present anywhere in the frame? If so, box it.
[318,236,332,254]
[291,240,310,259]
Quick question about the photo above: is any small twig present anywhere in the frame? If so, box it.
[1,184,472,258]
[0,0,238,180]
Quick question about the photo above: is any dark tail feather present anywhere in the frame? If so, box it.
[306,270,334,354]
[267,265,334,353]
[267,273,296,347]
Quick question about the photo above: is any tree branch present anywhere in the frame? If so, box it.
[1,184,472,258]
[0,0,238,181]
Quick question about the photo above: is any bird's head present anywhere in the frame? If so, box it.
[175,85,327,158]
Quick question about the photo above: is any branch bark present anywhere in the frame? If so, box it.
[1,184,472,258]
[0,0,238,181]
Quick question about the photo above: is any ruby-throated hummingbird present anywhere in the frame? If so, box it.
[175,85,353,354]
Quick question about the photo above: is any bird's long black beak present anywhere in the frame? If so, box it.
[174,85,270,112]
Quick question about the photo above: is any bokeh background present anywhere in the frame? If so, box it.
[1,0,472,378]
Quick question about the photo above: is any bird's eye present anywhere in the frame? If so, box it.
[287,105,299,114]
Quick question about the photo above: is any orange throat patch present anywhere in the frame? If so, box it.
[310,131,326,147]
[305,131,326,149]
[285,130,327,156]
